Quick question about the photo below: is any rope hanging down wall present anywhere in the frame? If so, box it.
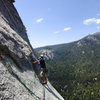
[0,55,40,100]
[42,85,45,100]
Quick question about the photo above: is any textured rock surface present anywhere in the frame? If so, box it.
[0,0,36,68]
[38,49,55,60]
[0,0,64,100]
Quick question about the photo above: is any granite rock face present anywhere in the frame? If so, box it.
[0,0,36,69]
[0,0,64,100]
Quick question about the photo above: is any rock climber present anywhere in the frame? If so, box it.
[33,55,47,85]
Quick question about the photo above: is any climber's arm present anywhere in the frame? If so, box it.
[32,60,40,64]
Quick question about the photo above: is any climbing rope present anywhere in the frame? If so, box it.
[0,55,40,100]
[6,63,40,100]
[42,85,45,100]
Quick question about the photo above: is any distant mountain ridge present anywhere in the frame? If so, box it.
[35,32,100,59]
[35,32,100,100]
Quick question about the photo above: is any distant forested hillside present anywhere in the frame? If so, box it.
[35,32,100,100]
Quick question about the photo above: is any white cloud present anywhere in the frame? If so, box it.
[54,27,71,34]
[83,18,100,25]
[54,30,61,34]
[63,27,71,31]
[36,18,44,23]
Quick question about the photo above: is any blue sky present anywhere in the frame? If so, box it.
[14,0,100,48]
